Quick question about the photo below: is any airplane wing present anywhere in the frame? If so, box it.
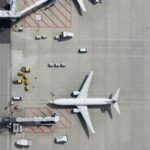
[78,71,94,98]
[77,105,95,134]
[76,0,86,12]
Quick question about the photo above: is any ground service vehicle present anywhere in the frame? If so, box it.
[12,97,22,101]
[55,136,68,144]
[16,139,32,147]
[21,67,31,73]
[13,79,23,84]
[78,48,88,53]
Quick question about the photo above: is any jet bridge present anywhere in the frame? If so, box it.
[0,0,56,20]
[16,115,60,125]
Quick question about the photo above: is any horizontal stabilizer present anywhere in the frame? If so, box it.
[112,88,120,114]
[113,102,120,114]
[112,88,120,101]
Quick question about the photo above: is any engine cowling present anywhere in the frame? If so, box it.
[72,91,80,97]
[72,108,80,113]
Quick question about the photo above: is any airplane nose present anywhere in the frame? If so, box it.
[49,100,54,104]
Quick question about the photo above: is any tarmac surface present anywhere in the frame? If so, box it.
[6,0,150,150]
[0,1,11,150]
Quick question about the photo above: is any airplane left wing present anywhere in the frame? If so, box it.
[78,71,94,98]
[76,0,86,12]
[77,105,95,134]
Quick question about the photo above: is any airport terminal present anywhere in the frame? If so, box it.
[0,0,150,150]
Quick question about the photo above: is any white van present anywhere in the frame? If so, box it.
[16,139,32,147]
[55,136,68,144]
[78,48,88,53]
[12,97,22,101]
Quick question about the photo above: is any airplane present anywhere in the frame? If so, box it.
[76,0,86,12]
[49,71,121,134]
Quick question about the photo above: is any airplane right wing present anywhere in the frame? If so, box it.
[76,0,86,12]
[78,71,94,98]
[77,105,95,134]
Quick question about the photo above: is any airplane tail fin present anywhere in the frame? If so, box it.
[112,88,120,114]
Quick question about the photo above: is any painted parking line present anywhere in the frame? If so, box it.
[21,0,72,28]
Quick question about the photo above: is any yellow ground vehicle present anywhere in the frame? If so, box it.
[13,79,23,84]
[24,80,29,85]
[23,74,28,80]
[18,71,24,76]
[21,67,31,73]
[25,86,30,91]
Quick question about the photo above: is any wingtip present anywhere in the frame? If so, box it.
[91,129,95,134]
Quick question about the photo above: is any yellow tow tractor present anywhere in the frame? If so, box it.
[13,79,23,84]
[25,85,30,91]
[24,80,29,86]
[17,71,24,76]
[23,74,28,80]
[21,67,31,73]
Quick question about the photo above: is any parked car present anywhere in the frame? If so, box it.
[60,63,66,67]
[54,63,60,67]
[48,63,54,67]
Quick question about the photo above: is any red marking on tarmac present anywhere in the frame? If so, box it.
[44,107,52,114]
[57,109,71,123]
[48,9,66,27]
[65,0,71,5]
[54,5,71,23]
[65,109,70,113]
[29,109,38,116]
[38,126,46,133]
[24,19,34,27]
[60,120,68,128]
[30,0,52,28]
[38,108,47,116]
[39,9,58,27]
[57,1,71,14]
[30,127,36,132]
[39,17,51,28]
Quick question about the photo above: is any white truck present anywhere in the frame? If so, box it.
[55,135,68,144]
[16,139,32,147]
[55,32,74,40]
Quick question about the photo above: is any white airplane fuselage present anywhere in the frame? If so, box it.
[53,98,113,106]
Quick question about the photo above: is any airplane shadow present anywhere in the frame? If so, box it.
[88,0,94,5]
[0,20,11,32]
[54,37,73,42]
[79,75,88,91]
[99,105,113,119]
[72,0,83,16]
